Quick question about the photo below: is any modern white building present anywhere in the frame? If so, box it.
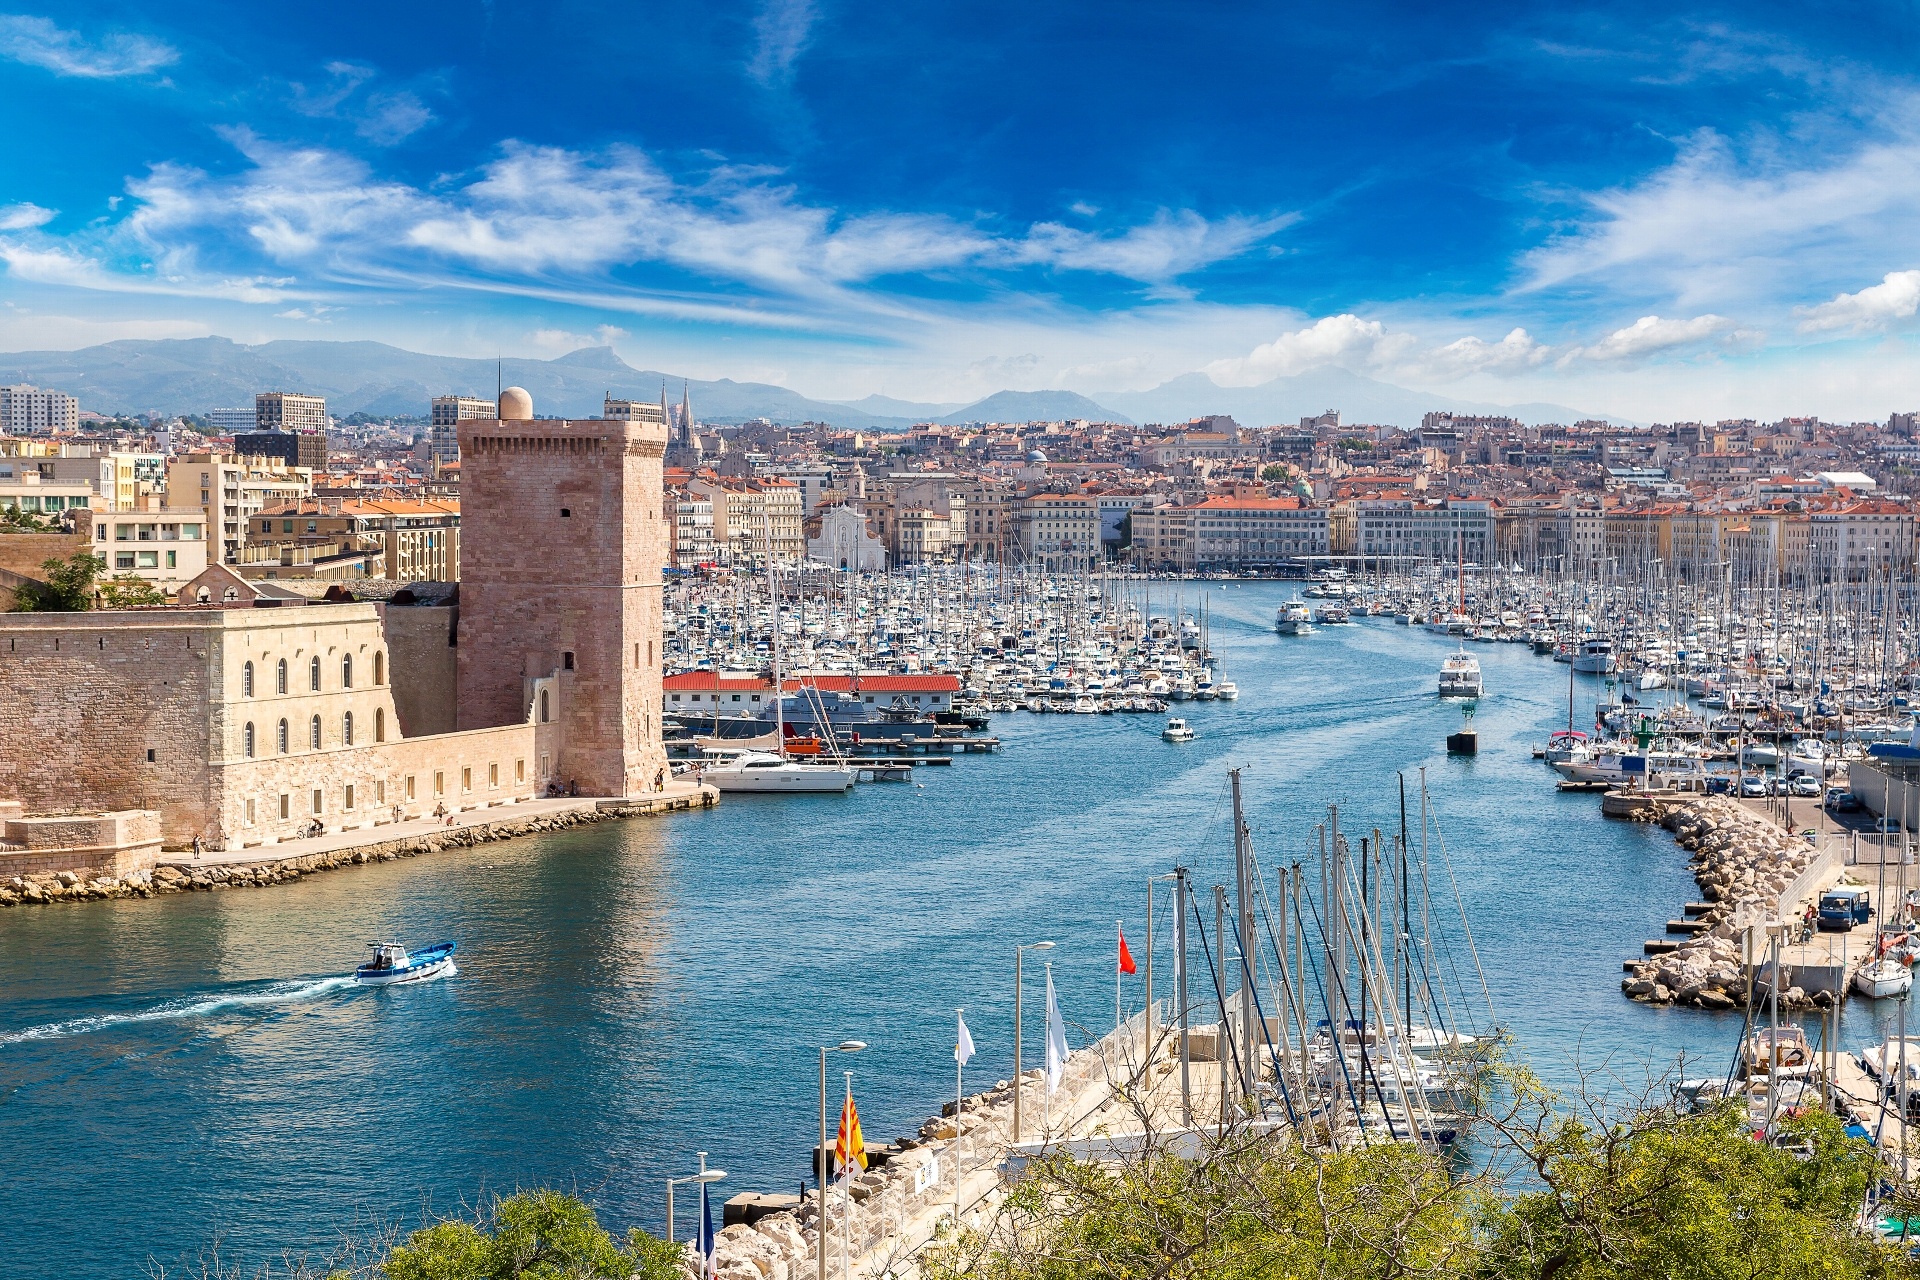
[255,392,328,433]
[0,384,79,434]
[90,508,210,589]
[429,395,494,465]
[207,407,255,434]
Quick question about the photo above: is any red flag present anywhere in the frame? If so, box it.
[1118,927,1136,975]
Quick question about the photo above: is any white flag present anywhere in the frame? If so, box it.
[1044,967,1068,1095]
[955,1011,975,1066]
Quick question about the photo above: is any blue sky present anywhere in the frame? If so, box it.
[4,2,1920,418]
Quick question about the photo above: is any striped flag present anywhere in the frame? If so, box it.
[698,1178,717,1280]
[834,1090,867,1182]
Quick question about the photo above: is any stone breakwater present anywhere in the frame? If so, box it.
[1621,796,1826,1011]
[683,1027,1141,1280]
[0,806,655,909]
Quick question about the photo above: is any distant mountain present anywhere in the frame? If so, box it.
[1095,368,1628,429]
[0,338,922,430]
[937,388,1135,426]
[827,392,968,419]
[0,335,1631,432]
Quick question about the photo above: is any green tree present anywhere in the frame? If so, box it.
[1260,463,1289,482]
[380,1190,680,1280]
[98,574,169,609]
[12,552,100,612]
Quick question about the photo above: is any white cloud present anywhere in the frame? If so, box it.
[289,63,434,146]
[1019,210,1295,287]
[1797,270,1920,333]
[0,203,54,230]
[747,0,817,87]
[0,133,1278,320]
[1563,313,1732,362]
[1204,315,1414,385]
[1519,101,1920,316]
[0,14,176,78]
[1204,312,1735,387]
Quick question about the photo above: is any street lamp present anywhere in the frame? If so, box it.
[1013,941,1055,1142]
[818,1039,866,1280]
[664,1153,727,1243]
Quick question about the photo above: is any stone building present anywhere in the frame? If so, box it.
[455,387,670,799]
[0,387,670,850]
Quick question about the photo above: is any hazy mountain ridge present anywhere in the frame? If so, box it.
[0,337,1628,430]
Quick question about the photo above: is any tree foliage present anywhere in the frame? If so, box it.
[99,573,170,609]
[12,552,100,612]
[924,1071,1911,1280]
[379,1191,680,1280]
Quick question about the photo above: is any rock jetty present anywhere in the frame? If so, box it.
[681,1029,1142,1280]
[1621,796,1826,1010]
[0,807,624,909]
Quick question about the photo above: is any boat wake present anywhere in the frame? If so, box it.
[0,974,358,1045]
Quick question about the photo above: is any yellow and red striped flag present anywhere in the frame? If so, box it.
[834,1090,867,1182]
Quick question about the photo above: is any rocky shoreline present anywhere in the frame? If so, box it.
[1621,795,1830,1011]
[0,807,633,909]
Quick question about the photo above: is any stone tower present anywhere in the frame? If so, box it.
[455,387,670,797]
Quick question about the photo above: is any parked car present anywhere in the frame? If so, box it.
[1827,788,1864,812]
[1791,774,1822,797]
[1741,776,1768,798]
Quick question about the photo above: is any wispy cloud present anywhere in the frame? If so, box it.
[1797,270,1920,333]
[0,202,55,230]
[289,62,434,145]
[748,0,818,87]
[0,14,176,78]
[1205,311,1738,386]
[0,132,1284,326]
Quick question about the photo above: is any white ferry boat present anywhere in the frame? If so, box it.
[1437,650,1483,698]
[1275,601,1313,636]
[1571,638,1617,674]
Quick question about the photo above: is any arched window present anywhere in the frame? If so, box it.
[310,715,322,749]
[374,708,386,743]
[277,719,289,753]
[242,661,254,697]
[342,654,353,689]
[276,659,288,694]
[309,656,321,692]
[373,652,385,685]
[343,711,354,746]
[540,689,550,723]
[244,722,255,758]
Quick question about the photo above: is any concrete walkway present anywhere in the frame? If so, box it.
[157,782,712,870]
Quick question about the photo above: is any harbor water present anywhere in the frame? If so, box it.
[0,582,1884,1277]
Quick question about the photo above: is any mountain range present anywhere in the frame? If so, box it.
[0,336,1625,430]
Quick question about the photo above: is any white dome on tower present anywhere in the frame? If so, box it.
[499,387,533,421]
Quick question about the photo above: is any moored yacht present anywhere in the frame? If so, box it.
[699,750,856,792]
[1571,638,1617,674]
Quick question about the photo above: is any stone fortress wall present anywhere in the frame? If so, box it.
[0,385,670,858]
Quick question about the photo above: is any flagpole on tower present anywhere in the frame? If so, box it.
[1116,919,1123,1034]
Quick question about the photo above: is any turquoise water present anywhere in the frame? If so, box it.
[0,582,1840,1277]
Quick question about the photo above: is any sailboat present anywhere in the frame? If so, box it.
[701,521,856,794]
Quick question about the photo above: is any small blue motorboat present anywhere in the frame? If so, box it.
[354,940,457,986]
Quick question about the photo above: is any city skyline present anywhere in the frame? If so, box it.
[4,3,1920,421]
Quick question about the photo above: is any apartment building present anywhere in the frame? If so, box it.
[246,498,460,582]
[1129,503,1197,571]
[669,492,716,567]
[1808,501,1916,581]
[0,384,80,434]
[1017,493,1101,570]
[962,480,1015,561]
[89,509,210,589]
[255,392,328,433]
[1353,497,1494,564]
[165,453,314,564]
[206,407,254,434]
[1189,495,1331,565]
[687,474,804,563]
[429,395,495,464]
